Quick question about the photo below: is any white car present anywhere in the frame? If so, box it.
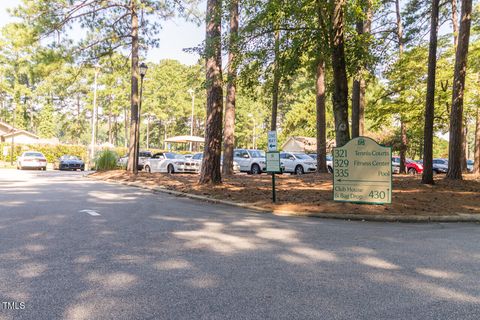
[233,149,266,174]
[144,152,197,174]
[280,152,316,174]
[191,153,241,173]
[17,151,47,170]
[117,151,152,170]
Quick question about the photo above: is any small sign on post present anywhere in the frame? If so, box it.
[266,141,280,203]
[333,137,392,204]
[266,152,281,173]
[267,131,277,152]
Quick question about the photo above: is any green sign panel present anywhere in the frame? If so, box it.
[266,151,281,173]
[333,137,392,204]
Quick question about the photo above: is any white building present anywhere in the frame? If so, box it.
[0,121,40,144]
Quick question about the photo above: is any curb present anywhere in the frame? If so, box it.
[88,176,480,223]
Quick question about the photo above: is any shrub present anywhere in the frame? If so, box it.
[94,150,118,171]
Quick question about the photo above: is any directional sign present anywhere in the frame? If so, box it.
[333,137,392,204]
[267,131,277,152]
[266,151,281,173]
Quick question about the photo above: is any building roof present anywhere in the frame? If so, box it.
[2,130,39,139]
[282,136,335,153]
[164,135,204,143]
[0,120,39,140]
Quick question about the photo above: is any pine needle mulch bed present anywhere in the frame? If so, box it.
[90,170,480,217]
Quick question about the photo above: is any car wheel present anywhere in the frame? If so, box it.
[408,168,417,175]
[327,166,333,173]
[251,164,261,175]
[295,165,304,175]
[167,164,174,174]
[145,165,151,173]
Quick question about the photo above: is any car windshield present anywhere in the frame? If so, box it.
[467,160,473,165]
[192,153,203,160]
[25,152,43,157]
[61,155,79,160]
[164,153,177,159]
[294,153,313,160]
[249,150,265,158]
[326,155,333,161]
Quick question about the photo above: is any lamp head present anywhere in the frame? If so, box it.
[139,62,148,77]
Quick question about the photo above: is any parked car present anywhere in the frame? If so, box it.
[17,151,47,170]
[280,152,316,175]
[432,158,449,174]
[117,151,153,170]
[54,155,85,171]
[392,156,423,174]
[233,149,266,174]
[144,152,196,173]
[467,159,474,173]
[191,153,241,173]
[306,154,333,173]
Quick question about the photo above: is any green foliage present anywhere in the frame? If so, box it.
[37,104,56,138]
[94,150,118,171]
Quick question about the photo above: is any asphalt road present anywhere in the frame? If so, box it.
[0,169,479,320]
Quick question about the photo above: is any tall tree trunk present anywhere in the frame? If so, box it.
[461,121,468,172]
[146,115,150,149]
[127,0,140,174]
[453,0,467,172]
[400,120,408,173]
[316,59,328,173]
[199,0,223,184]
[447,0,473,180]
[452,0,459,48]
[352,1,371,138]
[124,107,128,148]
[108,111,113,145]
[422,0,440,185]
[222,0,239,176]
[474,97,480,177]
[113,115,118,146]
[395,0,408,173]
[330,0,350,147]
[271,29,280,131]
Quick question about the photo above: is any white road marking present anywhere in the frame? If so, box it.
[80,209,101,216]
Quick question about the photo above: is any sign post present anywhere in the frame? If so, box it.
[266,151,281,202]
[266,131,279,203]
[333,137,392,204]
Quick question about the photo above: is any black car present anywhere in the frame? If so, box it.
[55,155,85,171]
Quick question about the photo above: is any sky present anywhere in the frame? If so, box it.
[0,0,205,66]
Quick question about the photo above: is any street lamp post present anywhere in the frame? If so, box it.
[188,88,195,152]
[90,64,100,168]
[136,62,148,170]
